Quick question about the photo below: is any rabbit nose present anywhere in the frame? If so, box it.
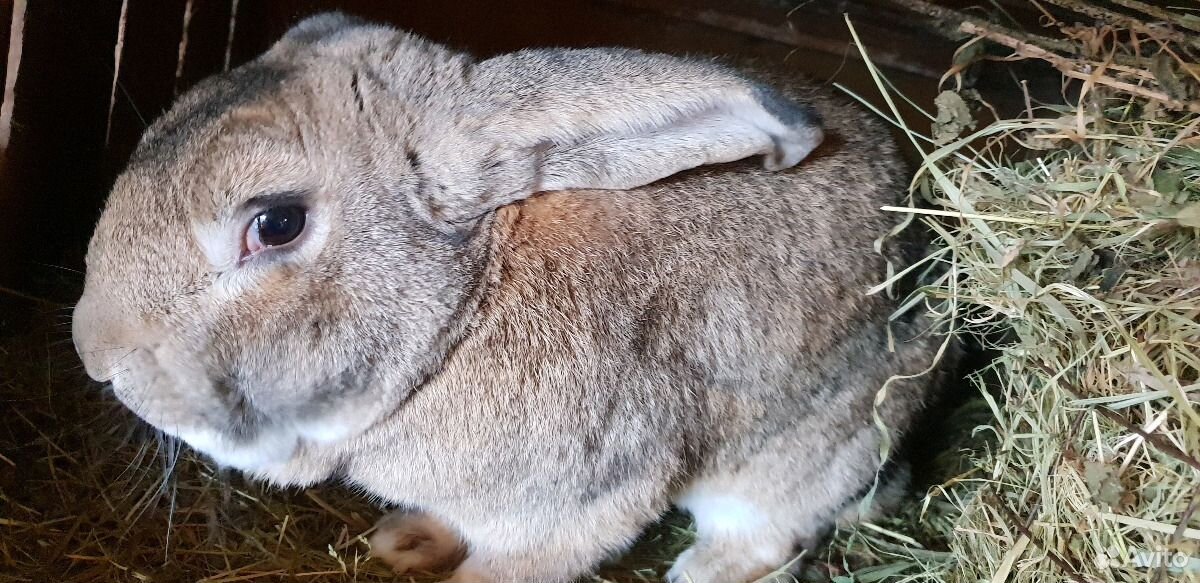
[72,288,140,382]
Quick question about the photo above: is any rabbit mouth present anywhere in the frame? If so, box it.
[101,355,298,472]
[113,377,373,474]
[108,373,299,471]
[104,345,386,474]
[174,412,369,474]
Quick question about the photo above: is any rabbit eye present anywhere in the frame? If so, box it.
[245,205,307,257]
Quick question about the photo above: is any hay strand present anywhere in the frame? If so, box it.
[105,0,130,147]
[0,0,27,154]
[959,21,1200,114]
[174,0,195,95]
[223,0,240,72]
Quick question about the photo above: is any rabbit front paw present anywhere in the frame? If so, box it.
[666,540,795,583]
[368,509,466,576]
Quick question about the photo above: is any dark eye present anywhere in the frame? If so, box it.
[245,205,307,256]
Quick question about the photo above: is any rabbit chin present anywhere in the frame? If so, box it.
[174,419,359,473]
[175,426,300,471]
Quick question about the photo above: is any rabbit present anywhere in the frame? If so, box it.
[72,11,944,583]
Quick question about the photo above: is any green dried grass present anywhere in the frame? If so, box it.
[827,4,1200,582]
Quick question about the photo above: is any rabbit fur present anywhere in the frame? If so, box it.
[73,12,942,583]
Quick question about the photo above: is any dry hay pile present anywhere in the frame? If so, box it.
[829,2,1200,582]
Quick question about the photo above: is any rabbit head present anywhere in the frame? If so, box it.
[72,12,823,474]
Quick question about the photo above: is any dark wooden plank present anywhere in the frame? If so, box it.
[0,0,12,93]
[104,0,190,170]
[0,0,124,294]
[175,0,236,91]
[603,0,961,78]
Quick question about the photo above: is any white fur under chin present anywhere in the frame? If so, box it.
[294,418,363,444]
[173,417,361,479]
[175,426,300,471]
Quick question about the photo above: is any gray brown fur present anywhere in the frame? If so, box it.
[73,12,940,583]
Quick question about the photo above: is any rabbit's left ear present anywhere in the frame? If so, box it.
[409,48,824,231]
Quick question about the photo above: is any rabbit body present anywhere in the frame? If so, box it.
[344,165,935,582]
[72,13,940,583]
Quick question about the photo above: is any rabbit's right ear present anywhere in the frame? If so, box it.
[410,48,825,233]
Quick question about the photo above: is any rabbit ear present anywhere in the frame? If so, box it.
[412,48,824,231]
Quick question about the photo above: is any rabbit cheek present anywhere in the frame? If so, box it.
[285,363,393,446]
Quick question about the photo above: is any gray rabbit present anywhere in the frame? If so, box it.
[72,12,941,583]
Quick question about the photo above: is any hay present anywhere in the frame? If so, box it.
[105,0,130,148]
[829,2,1200,582]
[0,0,27,155]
